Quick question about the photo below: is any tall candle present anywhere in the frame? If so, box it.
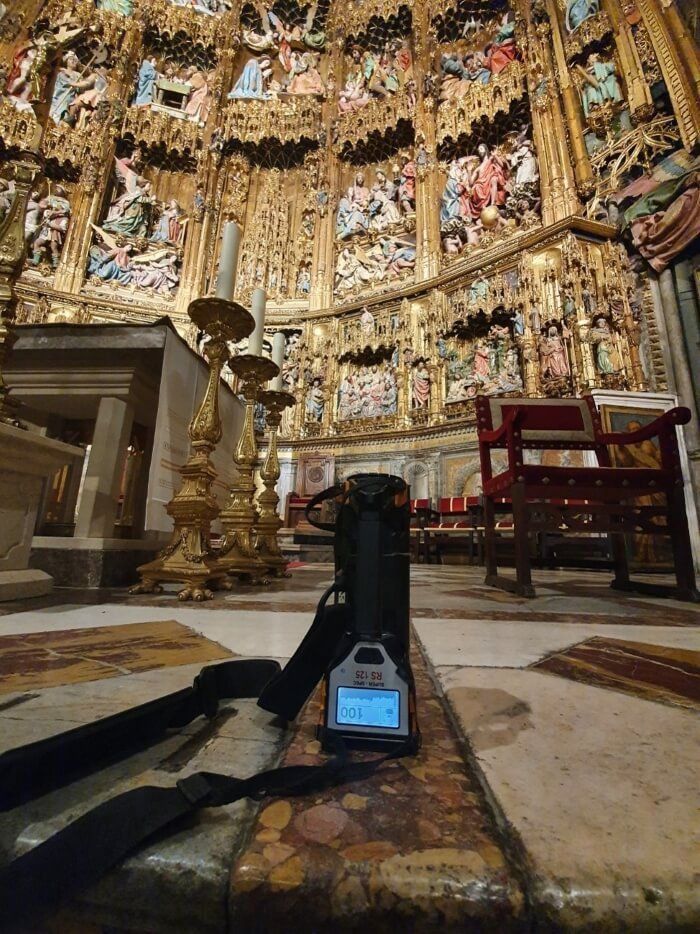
[271,331,286,391]
[215,221,241,301]
[248,287,266,356]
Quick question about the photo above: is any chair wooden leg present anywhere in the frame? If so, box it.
[511,482,535,597]
[609,530,631,592]
[667,485,700,601]
[483,497,498,585]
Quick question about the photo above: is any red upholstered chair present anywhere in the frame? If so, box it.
[476,394,698,601]
[424,496,485,565]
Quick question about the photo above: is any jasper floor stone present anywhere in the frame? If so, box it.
[228,649,526,933]
[437,665,700,931]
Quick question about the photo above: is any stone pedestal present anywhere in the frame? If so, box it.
[0,424,84,600]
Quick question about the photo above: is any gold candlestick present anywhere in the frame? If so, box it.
[256,389,296,576]
[131,297,254,601]
[216,353,279,582]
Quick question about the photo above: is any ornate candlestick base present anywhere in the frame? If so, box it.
[131,298,254,601]
[256,389,296,576]
[215,353,279,583]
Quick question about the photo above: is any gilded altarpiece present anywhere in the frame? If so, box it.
[0,0,698,460]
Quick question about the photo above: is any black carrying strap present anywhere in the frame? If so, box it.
[304,482,344,532]
[0,658,281,812]
[257,578,347,720]
[0,718,409,926]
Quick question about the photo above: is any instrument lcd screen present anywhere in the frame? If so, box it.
[336,687,400,729]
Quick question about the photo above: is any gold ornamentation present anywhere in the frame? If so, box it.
[141,0,236,52]
[333,90,412,152]
[42,121,99,170]
[0,153,42,424]
[328,0,408,36]
[131,296,254,600]
[121,105,202,159]
[222,97,322,145]
[256,388,295,576]
[436,62,527,144]
[215,352,278,583]
[584,115,680,216]
[0,98,40,151]
[563,11,613,61]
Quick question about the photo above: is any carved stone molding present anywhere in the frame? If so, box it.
[0,99,40,151]
[563,11,613,61]
[121,106,202,159]
[436,62,528,145]
[222,97,322,145]
[334,90,413,152]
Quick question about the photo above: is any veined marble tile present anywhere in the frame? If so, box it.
[0,604,314,659]
[413,617,700,668]
[437,665,700,929]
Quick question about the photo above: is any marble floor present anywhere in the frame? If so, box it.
[0,565,698,932]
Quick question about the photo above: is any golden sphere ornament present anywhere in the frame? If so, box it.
[480,205,501,228]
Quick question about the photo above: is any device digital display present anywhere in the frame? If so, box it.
[336,687,400,729]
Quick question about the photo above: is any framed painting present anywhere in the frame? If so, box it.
[600,404,672,570]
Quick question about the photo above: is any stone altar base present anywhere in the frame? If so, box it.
[0,424,83,601]
[30,537,160,589]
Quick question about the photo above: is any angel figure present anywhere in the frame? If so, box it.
[103,154,154,238]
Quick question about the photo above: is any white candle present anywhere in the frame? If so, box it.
[248,287,266,356]
[215,221,241,301]
[271,331,285,391]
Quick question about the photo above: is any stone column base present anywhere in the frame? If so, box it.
[0,568,53,601]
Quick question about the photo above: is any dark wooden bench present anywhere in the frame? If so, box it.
[409,498,435,562]
[476,394,698,601]
[424,497,485,565]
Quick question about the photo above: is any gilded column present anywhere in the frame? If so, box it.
[544,0,595,196]
[412,0,441,280]
[636,0,700,149]
[660,0,700,98]
[602,0,654,119]
[310,29,343,312]
[519,2,581,222]
[0,150,42,422]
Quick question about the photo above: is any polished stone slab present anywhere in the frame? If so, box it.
[413,616,700,668]
[1,663,287,934]
[0,565,698,932]
[438,665,700,930]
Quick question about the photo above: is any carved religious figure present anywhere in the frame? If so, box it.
[26,185,71,268]
[134,58,158,106]
[305,378,325,421]
[576,53,623,118]
[149,200,187,246]
[537,325,570,379]
[49,50,80,124]
[102,154,154,238]
[229,56,273,99]
[589,317,619,373]
[412,362,430,408]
